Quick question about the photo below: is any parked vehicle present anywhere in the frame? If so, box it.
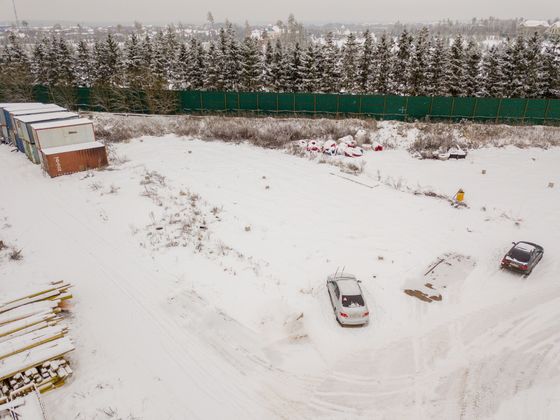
[501,241,544,275]
[327,273,369,326]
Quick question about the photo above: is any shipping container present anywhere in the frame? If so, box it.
[2,104,65,147]
[14,111,79,143]
[30,118,95,151]
[41,141,108,177]
[0,103,43,142]
[0,103,42,126]
[7,104,66,135]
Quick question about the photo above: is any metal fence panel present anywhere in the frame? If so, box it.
[239,92,258,111]
[524,99,548,124]
[179,90,202,112]
[384,96,407,120]
[407,96,432,119]
[257,92,277,113]
[339,95,360,115]
[202,91,226,111]
[452,97,476,120]
[315,94,338,114]
[430,97,454,119]
[360,95,385,117]
[277,93,295,113]
[295,93,315,114]
[473,98,500,122]
[545,99,560,123]
[498,98,526,122]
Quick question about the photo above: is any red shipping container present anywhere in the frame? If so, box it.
[41,141,108,177]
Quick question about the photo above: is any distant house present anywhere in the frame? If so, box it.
[548,21,560,36]
[519,20,550,35]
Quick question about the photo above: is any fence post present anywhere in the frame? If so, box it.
[276,93,279,115]
[336,94,340,119]
[495,98,503,124]
[428,96,434,120]
[450,96,456,122]
[543,99,551,125]
[404,96,409,121]
[383,95,387,120]
[472,97,478,120]
[358,95,363,117]
[293,93,296,116]
[256,92,259,115]
[200,91,204,114]
[521,99,529,124]
[313,94,317,118]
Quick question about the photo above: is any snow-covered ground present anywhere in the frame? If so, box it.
[1,136,559,419]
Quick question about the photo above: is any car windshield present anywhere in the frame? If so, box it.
[341,295,364,307]
[510,248,530,262]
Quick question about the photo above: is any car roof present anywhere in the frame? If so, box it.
[335,278,362,295]
[515,242,536,252]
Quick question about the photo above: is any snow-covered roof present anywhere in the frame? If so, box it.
[42,141,105,155]
[10,105,66,116]
[14,111,79,124]
[521,20,550,28]
[30,118,92,130]
[335,278,362,295]
[2,103,44,112]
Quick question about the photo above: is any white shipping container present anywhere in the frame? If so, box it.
[30,118,95,150]
[0,103,42,126]
[15,111,79,143]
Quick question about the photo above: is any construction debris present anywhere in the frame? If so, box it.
[0,281,74,405]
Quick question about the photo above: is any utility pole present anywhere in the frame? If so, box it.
[11,0,20,28]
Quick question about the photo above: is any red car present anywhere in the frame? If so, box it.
[501,241,544,276]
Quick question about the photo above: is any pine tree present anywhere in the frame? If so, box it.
[239,37,260,91]
[464,39,482,96]
[447,34,465,96]
[46,36,61,86]
[340,32,359,93]
[270,39,287,92]
[524,32,543,98]
[0,33,33,100]
[358,30,374,93]
[124,33,144,88]
[541,35,560,98]
[391,29,413,95]
[93,34,123,87]
[151,30,168,84]
[225,25,241,90]
[260,40,275,91]
[204,42,221,90]
[301,43,319,92]
[408,27,430,96]
[185,38,205,90]
[75,40,93,87]
[57,37,75,86]
[175,42,189,90]
[164,26,180,88]
[480,46,505,97]
[285,42,304,92]
[372,33,393,94]
[321,32,340,93]
[501,35,527,97]
[426,37,450,96]
[31,38,49,86]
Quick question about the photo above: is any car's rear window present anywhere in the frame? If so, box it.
[510,248,530,262]
[342,295,364,307]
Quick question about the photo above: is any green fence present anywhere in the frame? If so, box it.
[30,86,560,125]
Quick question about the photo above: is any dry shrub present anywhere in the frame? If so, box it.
[9,248,23,260]
[90,112,378,149]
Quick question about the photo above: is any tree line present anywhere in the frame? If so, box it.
[1,26,559,112]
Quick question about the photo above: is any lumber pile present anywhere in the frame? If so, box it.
[0,281,74,405]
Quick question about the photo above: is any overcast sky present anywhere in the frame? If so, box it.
[0,0,558,25]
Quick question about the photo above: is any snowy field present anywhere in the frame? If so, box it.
[1,136,560,419]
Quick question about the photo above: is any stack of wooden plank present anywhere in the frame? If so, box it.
[0,281,74,405]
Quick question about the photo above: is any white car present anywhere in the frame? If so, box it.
[327,273,369,326]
